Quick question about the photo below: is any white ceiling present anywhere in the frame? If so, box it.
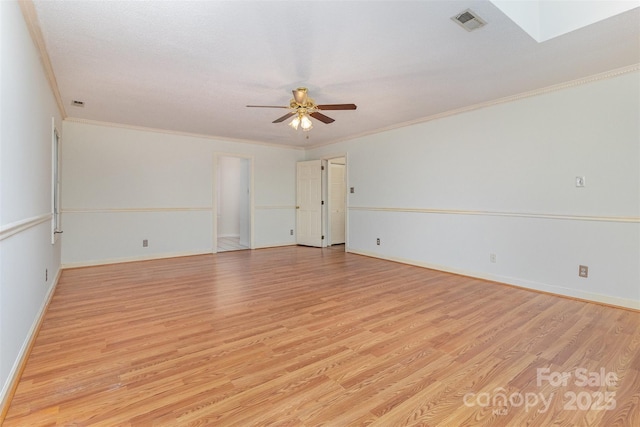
[32,0,640,148]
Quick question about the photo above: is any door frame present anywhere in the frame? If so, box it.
[320,153,349,250]
[326,157,347,247]
[213,153,255,253]
[296,159,324,247]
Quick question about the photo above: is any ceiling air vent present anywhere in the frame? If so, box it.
[452,9,487,32]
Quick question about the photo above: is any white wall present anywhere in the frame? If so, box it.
[61,121,303,266]
[308,71,640,309]
[0,0,63,405]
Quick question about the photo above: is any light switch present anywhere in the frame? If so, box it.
[575,176,585,187]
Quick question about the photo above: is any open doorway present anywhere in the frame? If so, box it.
[216,155,252,252]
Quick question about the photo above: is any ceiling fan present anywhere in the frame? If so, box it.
[247,88,357,131]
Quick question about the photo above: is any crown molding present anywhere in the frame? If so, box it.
[63,117,305,151]
[22,0,637,154]
[64,63,640,152]
[19,0,67,119]
[307,64,640,150]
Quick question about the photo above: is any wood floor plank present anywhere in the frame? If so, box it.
[3,246,639,426]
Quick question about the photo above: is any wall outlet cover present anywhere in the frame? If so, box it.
[579,265,588,278]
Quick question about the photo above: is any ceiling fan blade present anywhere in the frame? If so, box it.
[310,112,335,124]
[273,112,295,123]
[316,103,357,110]
[247,105,289,108]
[292,88,308,105]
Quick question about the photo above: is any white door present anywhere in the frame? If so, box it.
[329,163,346,245]
[296,160,323,247]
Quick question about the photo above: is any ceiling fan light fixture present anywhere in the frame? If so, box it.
[289,115,301,130]
[300,114,313,131]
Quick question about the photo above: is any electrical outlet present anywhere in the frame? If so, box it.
[350,187,355,194]
[490,254,496,263]
[290,229,294,236]
[579,265,588,278]
[143,239,148,247]
[376,238,380,245]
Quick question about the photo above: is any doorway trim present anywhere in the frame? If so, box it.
[320,153,349,251]
[213,153,255,253]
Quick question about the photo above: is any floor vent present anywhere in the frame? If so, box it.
[452,9,487,32]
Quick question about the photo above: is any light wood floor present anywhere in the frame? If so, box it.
[4,247,640,426]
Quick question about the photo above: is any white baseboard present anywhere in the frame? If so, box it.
[1,268,61,419]
[61,250,213,269]
[62,246,302,267]
[253,242,296,249]
[349,249,640,311]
